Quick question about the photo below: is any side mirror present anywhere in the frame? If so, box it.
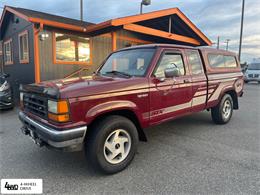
[164,67,180,78]
[4,73,10,78]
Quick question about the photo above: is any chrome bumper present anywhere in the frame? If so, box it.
[19,111,87,150]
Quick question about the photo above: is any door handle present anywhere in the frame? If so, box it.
[183,79,190,83]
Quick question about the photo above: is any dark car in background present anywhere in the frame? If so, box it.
[0,74,14,110]
[244,63,260,83]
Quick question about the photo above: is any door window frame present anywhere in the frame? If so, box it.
[185,49,205,75]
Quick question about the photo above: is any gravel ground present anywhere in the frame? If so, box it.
[0,83,259,194]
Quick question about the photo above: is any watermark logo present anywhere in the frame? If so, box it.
[4,182,19,190]
[1,179,42,194]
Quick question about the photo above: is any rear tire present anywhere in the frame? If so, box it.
[85,115,138,174]
[211,94,233,124]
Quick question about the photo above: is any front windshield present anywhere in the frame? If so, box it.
[248,63,260,70]
[99,48,155,77]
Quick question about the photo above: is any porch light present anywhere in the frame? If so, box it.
[39,31,49,41]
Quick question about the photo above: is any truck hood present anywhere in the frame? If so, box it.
[37,75,148,99]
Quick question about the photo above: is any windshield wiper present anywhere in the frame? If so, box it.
[105,71,132,78]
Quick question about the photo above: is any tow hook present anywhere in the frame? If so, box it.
[21,127,45,147]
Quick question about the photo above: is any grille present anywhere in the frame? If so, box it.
[23,93,48,119]
[248,74,253,78]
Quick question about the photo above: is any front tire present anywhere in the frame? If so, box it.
[211,94,233,124]
[85,115,138,174]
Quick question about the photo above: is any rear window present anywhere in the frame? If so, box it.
[208,54,237,68]
[224,56,237,67]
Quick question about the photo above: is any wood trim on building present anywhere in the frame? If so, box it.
[18,30,30,64]
[118,35,152,44]
[123,24,200,45]
[52,32,93,66]
[33,27,41,83]
[111,31,117,52]
[29,18,87,32]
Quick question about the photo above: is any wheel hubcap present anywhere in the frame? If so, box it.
[103,129,131,164]
[222,99,231,119]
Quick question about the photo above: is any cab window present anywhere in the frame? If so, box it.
[154,53,185,78]
[187,50,203,75]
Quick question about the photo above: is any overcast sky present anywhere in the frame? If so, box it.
[0,0,259,63]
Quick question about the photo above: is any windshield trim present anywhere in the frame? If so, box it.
[97,47,157,77]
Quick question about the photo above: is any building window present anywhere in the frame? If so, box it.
[4,39,13,65]
[19,30,29,63]
[54,33,92,65]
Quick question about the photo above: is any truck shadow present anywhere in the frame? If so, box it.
[31,111,214,177]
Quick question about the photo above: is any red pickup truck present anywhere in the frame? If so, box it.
[19,44,244,174]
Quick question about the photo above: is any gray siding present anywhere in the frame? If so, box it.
[1,14,35,99]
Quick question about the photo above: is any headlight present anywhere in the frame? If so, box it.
[0,81,10,92]
[20,92,24,101]
[48,100,70,122]
[48,100,58,114]
[20,92,24,108]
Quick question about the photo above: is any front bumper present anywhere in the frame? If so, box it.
[244,76,260,82]
[19,111,87,151]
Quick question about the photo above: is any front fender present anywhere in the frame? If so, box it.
[86,100,139,122]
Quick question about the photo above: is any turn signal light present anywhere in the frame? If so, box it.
[57,101,69,113]
[48,113,70,123]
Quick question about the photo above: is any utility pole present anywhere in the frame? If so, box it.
[238,0,245,61]
[225,39,231,51]
[217,36,220,49]
[80,0,83,21]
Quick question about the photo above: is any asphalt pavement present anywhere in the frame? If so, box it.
[0,83,259,194]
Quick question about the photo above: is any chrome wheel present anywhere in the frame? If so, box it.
[103,129,131,164]
[222,99,232,119]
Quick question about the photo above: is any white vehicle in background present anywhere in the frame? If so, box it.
[244,63,260,84]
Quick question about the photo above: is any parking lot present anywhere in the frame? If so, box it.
[0,84,259,194]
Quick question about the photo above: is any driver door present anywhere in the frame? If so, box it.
[149,49,193,125]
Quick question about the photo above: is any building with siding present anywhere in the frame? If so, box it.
[0,6,212,97]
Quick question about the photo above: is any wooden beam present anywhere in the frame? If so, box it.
[111,8,179,26]
[29,17,87,32]
[111,31,117,51]
[33,26,41,83]
[123,24,200,45]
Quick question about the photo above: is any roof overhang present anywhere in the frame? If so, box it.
[84,8,212,46]
[0,6,212,46]
[0,6,88,33]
